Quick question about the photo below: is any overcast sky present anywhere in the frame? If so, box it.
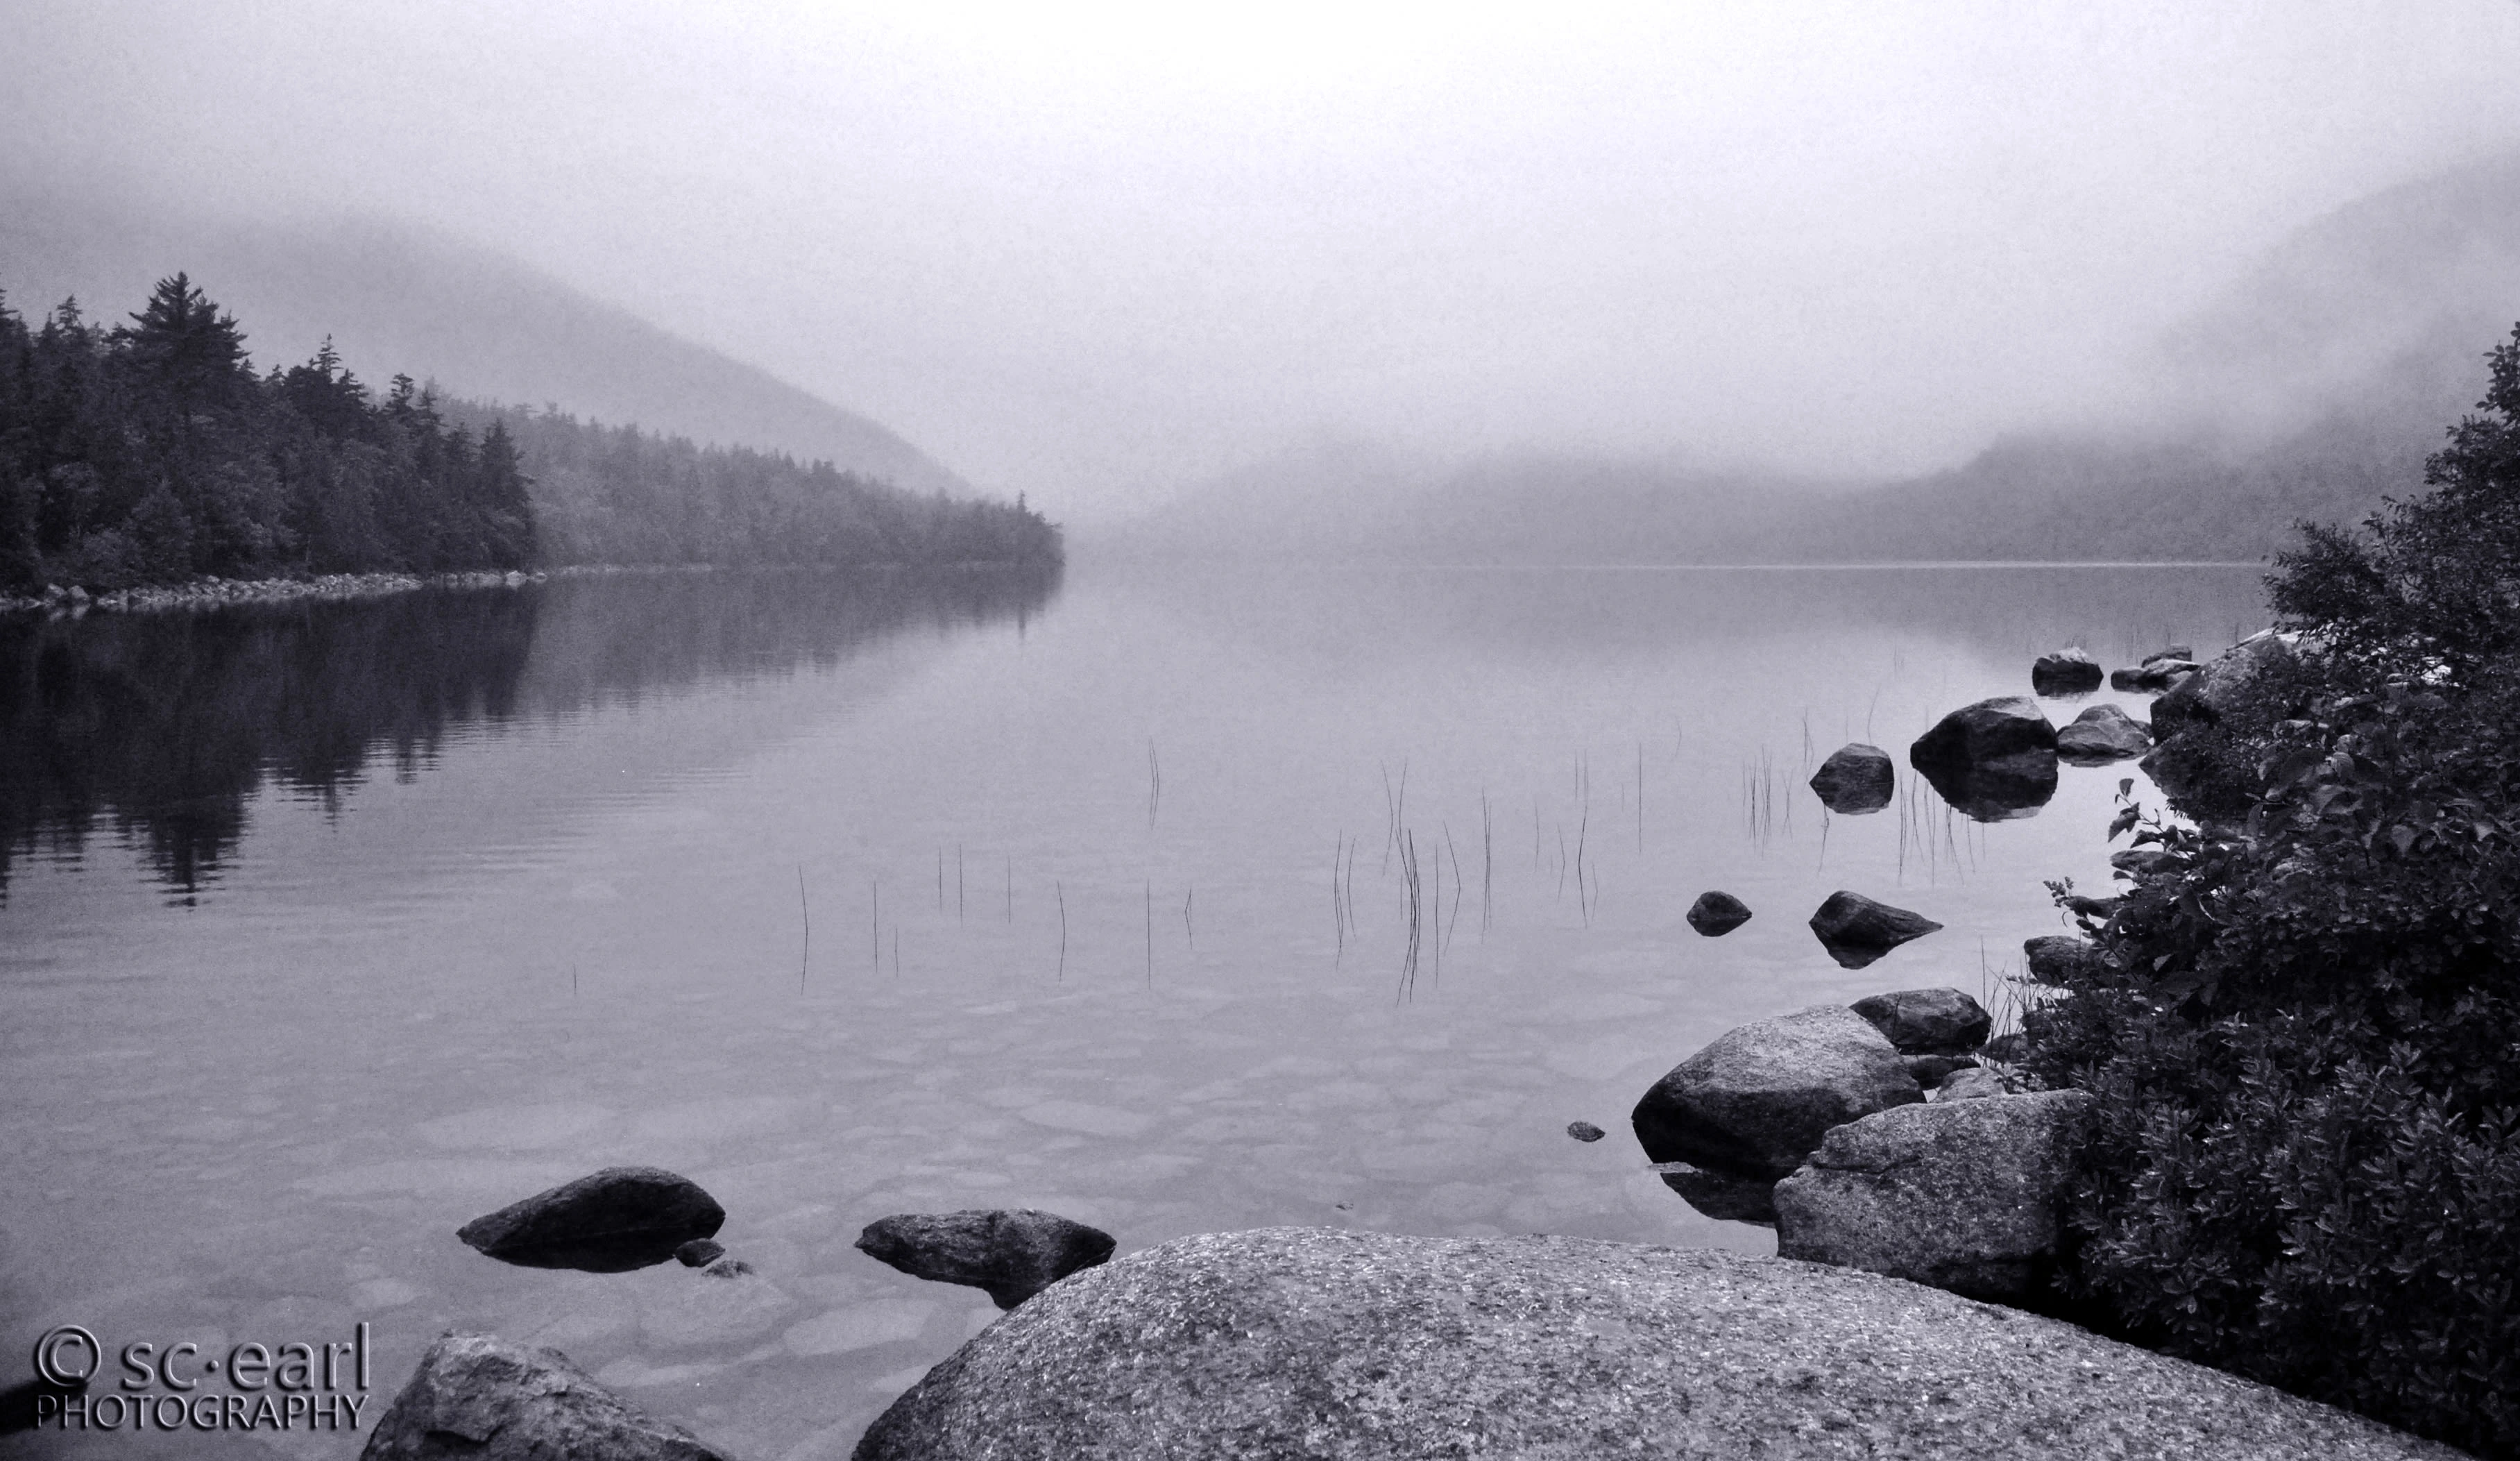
[14,1,2520,516]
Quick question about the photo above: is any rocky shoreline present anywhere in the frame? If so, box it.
[1,569,542,616]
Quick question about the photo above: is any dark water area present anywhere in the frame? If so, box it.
[1,559,2267,1460]
[0,566,1061,897]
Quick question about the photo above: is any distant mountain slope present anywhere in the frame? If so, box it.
[0,191,971,498]
[1112,152,2520,564]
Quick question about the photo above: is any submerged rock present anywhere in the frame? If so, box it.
[1807,743,1896,814]
[856,1209,1117,1310]
[457,1167,724,1272]
[2029,648,2104,695]
[1685,890,1753,936]
[1850,988,1991,1055]
[1631,1004,1922,1181]
[1808,890,1944,969]
[1773,1090,2095,1306]
[2055,703,2151,762]
[853,1227,2466,1461]
[362,1332,732,1460]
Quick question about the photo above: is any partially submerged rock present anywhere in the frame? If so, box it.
[1910,694,2057,767]
[1808,890,1943,969]
[2029,648,2104,695]
[674,1239,725,1269]
[1909,698,2060,820]
[1684,889,1753,936]
[1565,1121,1605,1142]
[856,1208,1117,1310]
[1631,1004,1922,1181]
[1850,988,1991,1055]
[853,1226,2464,1461]
[1807,743,1895,814]
[1773,1090,2095,1306]
[457,1167,724,1272]
[2055,703,2150,762]
[362,1331,732,1460]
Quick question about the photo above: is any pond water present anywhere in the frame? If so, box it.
[0,560,2270,1459]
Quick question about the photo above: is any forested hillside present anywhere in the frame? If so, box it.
[0,276,535,589]
[0,278,1059,592]
[447,403,1058,569]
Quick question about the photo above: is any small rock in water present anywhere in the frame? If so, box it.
[457,1167,725,1273]
[1807,891,1943,969]
[701,1257,755,1279]
[1565,1121,1606,1143]
[856,1209,1117,1310]
[2029,648,2104,696]
[1685,890,1753,936]
[1807,744,1895,815]
[2055,704,2151,762]
[674,1240,726,1268]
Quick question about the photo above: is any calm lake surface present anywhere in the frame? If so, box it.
[1,561,2270,1458]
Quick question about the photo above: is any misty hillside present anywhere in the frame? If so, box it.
[1113,153,2520,565]
[0,191,971,499]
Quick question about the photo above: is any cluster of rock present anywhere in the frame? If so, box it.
[1631,976,2090,1308]
[0,569,540,616]
[387,1170,1116,1458]
[1686,886,1943,969]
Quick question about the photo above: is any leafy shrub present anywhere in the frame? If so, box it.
[2025,325,2520,1457]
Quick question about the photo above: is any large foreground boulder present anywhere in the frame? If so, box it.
[1631,1004,1922,1180]
[362,1332,731,1460]
[856,1208,1117,1310]
[1807,890,1943,968]
[1773,1090,2094,1305]
[853,1228,2462,1461]
[1849,988,1991,1055]
[1807,743,1895,814]
[457,1167,724,1272]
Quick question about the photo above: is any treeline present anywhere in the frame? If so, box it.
[0,276,535,589]
[444,402,1061,569]
[0,276,1061,593]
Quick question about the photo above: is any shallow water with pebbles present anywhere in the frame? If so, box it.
[0,561,2265,1458]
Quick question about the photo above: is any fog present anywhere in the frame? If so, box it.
[11,0,2520,520]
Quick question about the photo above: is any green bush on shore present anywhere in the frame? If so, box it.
[2023,325,2520,1458]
